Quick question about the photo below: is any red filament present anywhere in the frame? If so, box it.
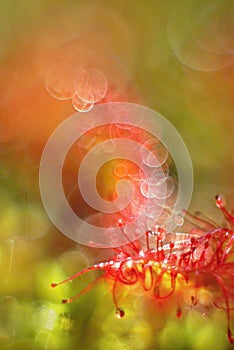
[51,196,234,343]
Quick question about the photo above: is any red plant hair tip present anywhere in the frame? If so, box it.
[62,299,69,304]
[117,219,124,227]
[228,328,234,344]
[115,308,125,318]
[176,308,182,319]
[215,194,234,229]
[215,194,224,208]
[51,283,58,288]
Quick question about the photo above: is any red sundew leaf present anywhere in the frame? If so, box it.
[51,196,234,343]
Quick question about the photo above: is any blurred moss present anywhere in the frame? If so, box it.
[0,0,233,349]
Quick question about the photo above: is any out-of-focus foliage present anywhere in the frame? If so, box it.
[0,0,233,349]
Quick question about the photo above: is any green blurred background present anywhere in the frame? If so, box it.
[0,0,233,349]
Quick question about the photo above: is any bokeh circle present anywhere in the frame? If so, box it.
[39,102,193,247]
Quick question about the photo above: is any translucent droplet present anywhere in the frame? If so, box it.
[72,94,94,113]
[115,308,125,318]
[45,62,77,100]
[75,68,108,103]
[215,194,226,208]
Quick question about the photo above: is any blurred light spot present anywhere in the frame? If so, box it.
[75,68,108,103]
[114,163,128,178]
[45,62,77,100]
[72,94,94,112]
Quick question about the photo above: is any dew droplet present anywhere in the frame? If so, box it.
[115,308,125,318]
[215,194,226,208]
